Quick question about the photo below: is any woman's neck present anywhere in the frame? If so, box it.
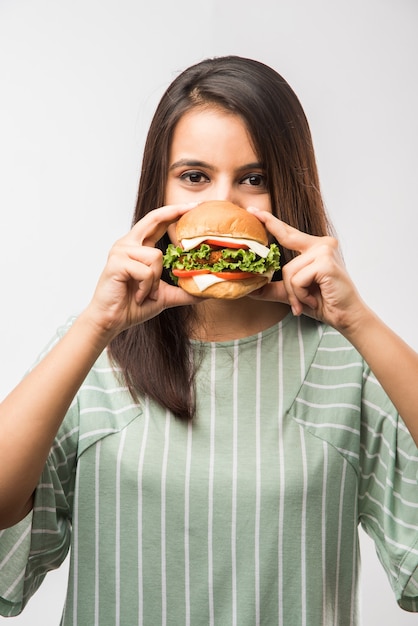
[189,299,290,342]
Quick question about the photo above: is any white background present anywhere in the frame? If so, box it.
[1,0,417,624]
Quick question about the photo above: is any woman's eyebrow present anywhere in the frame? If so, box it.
[169,159,264,171]
[169,159,213,170]
[236,162,264,172]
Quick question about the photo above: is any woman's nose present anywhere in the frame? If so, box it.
[211,181,240,206]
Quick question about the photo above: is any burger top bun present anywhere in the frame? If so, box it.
[176,200,268,245]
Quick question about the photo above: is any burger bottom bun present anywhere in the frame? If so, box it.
[178,274,270,299]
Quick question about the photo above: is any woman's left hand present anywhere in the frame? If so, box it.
[249,209,418,446]
[248,208,366,333]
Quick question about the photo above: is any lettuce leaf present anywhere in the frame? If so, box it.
[163,243,281,281]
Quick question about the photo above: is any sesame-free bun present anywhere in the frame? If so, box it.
[176,200,268,245]
[175,201,271,299]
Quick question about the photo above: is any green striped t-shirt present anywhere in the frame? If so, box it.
[1,313,418,625]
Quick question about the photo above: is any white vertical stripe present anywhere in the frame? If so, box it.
[94,441,101,626]
[277,322,285,626]
[298,316,308,626]
[299,427,308,626]
[321,441,328,623]
[208,343,216,626]
[333,460,348,626]
[297,316,306,380]
[184,421,193,626]
[255,332,262,626]
[72,460,81,626]
[137,399,150,625]
[350,508,358,626]
[115,427,127,626]
[161,410,171,626]
[231,341,239,626]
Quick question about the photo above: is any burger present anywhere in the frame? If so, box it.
[163,200,281,299]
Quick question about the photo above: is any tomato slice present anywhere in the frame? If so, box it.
[213,271,255,280]
[172,268,210,278]
[204,239,249,249]
[172,268,255,280]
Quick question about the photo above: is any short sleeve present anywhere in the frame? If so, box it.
[0,320,79,617]
[359,366,418,612]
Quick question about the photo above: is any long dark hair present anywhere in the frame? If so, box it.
[109,55,332,420]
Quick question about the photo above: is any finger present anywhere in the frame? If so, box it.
[107,242,161,296]
[246,207,320,254]
[161,284,206,309]
[249,280,316,318]
[116,259,157,306]
[287,265,320,311]
[250,256,318,314]
[129,202,198,247]
[130,285,204,329]
[249,280,290,305]
[128,245,163,294]
[136,254,166,305]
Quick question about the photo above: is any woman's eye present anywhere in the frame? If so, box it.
[241,173,267,188]
[180,171,209,185]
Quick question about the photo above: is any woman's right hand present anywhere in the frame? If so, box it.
[84,203,201,338]
[0,203,202,528]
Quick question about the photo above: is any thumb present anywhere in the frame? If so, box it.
[249,279,290,305]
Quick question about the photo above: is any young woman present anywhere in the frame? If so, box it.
[1,56,417,625]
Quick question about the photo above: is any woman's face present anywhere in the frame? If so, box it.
[165,106,272,243]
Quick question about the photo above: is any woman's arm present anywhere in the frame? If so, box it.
[341,306,418,444]
[0,313,112,528]
[0,203,199,529]
[248,208,418,446]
